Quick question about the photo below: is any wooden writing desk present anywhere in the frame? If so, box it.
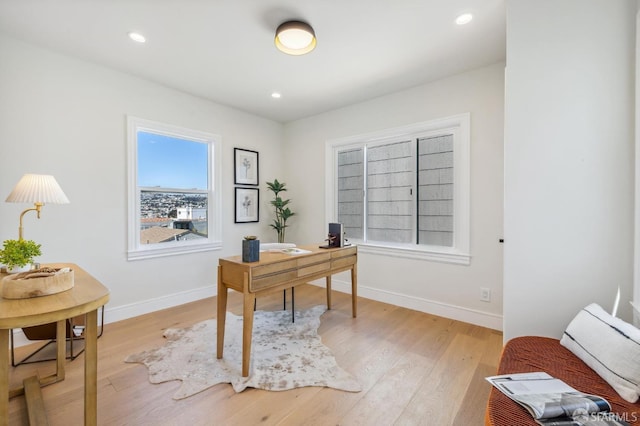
[0,263,109,426]
[217,245,357,377]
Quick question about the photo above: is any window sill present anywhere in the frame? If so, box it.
[127,241,222,261]
[356,243,471,265]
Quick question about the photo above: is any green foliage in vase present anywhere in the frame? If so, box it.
[0,239,42,269]
[266,179,295,243]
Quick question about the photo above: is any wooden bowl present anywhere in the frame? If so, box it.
[1,268,74,299]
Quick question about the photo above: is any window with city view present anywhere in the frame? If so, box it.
[127,116,222,260]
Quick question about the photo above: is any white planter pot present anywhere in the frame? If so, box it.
[6,264,31,274]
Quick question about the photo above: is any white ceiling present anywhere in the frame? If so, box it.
[0,0,506,123]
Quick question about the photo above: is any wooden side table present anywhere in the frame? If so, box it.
[0,263,110,426]
[217,244,357,377]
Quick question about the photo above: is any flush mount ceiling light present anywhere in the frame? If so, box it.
[275,21,316,55]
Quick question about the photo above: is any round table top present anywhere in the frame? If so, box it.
[0,263,109,329]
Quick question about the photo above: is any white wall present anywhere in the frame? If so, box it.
[504,0,635,340]
[283,63,505,329]
[0,35,284,323]
[636,7,640,324]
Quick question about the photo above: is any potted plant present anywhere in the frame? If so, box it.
[242,235,260,263]
[0,239,42,273]
[266,179,295,243]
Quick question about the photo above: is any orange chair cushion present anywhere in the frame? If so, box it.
[485,336,640,425]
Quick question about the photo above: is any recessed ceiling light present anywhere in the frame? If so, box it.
[271,92,282,99]
[128,32,146,43]
[455,13,473,25]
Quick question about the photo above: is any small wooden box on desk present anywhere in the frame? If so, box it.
[217,244,357,377]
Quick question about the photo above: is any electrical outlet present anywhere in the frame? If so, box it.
[480,287,491,302]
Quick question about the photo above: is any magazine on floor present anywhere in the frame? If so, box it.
[486,372,631,426]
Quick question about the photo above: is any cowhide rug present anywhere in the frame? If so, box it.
[125,305,361,399]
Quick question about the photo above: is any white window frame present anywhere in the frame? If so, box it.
[127,116,222,261]
[325,113,470,265]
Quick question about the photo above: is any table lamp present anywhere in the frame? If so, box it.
[5,174,70,240]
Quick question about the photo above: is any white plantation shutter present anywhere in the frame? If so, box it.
[337,148,364,239]
[418,134,454,246]
[366,140,413,243]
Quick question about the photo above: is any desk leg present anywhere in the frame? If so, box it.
[351,266,358,318]
[0,329,8,426]
[326,276,332,310]
[56,320,66,382]
[85,309,98,426]
[216,265,227,359]
[242,291,255,377]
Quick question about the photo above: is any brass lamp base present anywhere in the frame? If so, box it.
[18,202,43,240]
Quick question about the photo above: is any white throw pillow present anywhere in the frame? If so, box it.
[560,303,640,403]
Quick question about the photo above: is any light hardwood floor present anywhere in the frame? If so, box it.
[8,284,503,425]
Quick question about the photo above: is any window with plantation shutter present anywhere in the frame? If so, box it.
[330,114,470,265]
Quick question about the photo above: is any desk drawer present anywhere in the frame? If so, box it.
[332,254,357,269]
[297,261,331,278]
[332,246,357,258]
[297,252,330,266]
[251,260,332,291]
[244,248,355,292]
[251,270,298,291]
[252,259,298,278]
[251,252,331,280]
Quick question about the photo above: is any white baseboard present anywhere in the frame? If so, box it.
[103,285,216,324]
[311,278,503,331]
[12,285,216,348]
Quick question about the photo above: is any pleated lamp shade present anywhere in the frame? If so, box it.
[5,174,70,204]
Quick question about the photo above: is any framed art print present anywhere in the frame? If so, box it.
[234,148,259,185]
[235,187,259,223]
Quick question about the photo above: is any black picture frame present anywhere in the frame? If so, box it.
[235,187,259,223]
[234,148,259,186]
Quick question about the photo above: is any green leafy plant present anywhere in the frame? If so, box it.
[266,179,295,243]
[0,239,42,269]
